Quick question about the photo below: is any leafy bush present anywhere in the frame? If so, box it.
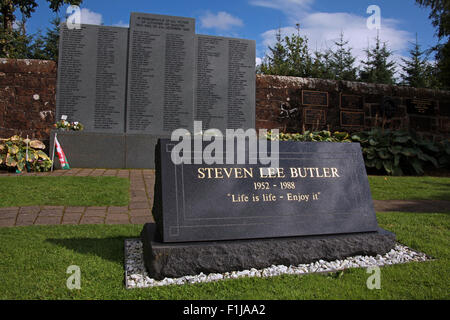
[267,130,352,142]
[351,129,444,175]
[436,139,450,168]
[267,129,449,176]
[0,135,53,172]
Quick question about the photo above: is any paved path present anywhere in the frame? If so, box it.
[0,169,449,227]
[0,168,155,227]
[373,199,450,213]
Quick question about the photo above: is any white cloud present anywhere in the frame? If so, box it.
[113,20,129,28]
[200,11,244,30]
[79,8,103,25]
[260,11,413,70]
[250,0,314,22]
[256,57,263,66]
[250,0,313,10]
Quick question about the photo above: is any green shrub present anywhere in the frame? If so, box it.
[351,129,442,175]
[267,130,352,142]
[267,129,449,176]
[0,135,53,172]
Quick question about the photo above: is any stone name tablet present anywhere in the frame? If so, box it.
[406,98,436,116]
[302,90,328,107]
[194,35,255,131]
[304,108,326,125]
[153,139,379,242]
[341,111,365,127]
[56,23,128,133]
[341,94,363,110]
[126,12,195,134]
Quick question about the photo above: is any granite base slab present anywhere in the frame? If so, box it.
[140,223,396,280]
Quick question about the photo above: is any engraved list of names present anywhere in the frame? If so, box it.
[56,24,128,133]
[127,13,195,134]
[195,35,255,131]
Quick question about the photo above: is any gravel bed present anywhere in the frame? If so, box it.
[124,238,431,289]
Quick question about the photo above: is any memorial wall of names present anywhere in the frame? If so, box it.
[56,24,128,133]
[56,12,256,135]
[195,35,255,131]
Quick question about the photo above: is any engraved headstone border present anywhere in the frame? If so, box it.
[155,139,379,243]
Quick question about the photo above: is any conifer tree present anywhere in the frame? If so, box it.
[258,28,289,75]
[328,32,358,81]
[401,35,431,88]
[30,17,61,61]
[359,35,396,84]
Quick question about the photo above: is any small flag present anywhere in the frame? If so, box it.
[54,136,70,170]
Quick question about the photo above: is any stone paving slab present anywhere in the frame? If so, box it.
[0,168,155,227]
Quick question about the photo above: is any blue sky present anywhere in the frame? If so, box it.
[25,0,439,69]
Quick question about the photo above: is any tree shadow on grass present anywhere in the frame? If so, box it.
[46,237,132,264]
[420,181,450,201]
[373,200,450,213]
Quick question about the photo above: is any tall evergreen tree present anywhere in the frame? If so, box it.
[258,28,289,75]
[328,32,358,81]
[359,35,396,84]
[1,0,81,57]
[415,0,449,88]
[284,24,313,77]
[0,16,33,58]
[258,24,313,77]
[401,35,431,88]
[310,49,333,79]
[30,17,61,61]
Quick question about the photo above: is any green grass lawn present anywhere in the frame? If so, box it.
[0,176,129,207]
[0,211,448,299]
[0,175,448,208]
[368,176,450,201]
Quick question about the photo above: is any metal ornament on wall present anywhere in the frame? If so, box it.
[278,101,299,120]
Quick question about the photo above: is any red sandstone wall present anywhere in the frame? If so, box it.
[256,75,450,141]
[0,59,449,143]
[0,58,56,144]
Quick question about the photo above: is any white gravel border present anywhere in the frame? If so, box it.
[124,238,431,289]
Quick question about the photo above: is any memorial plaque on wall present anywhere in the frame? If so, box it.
[406,98,436,116]
[153,139,379,242]
[56,23,128,133]
[302,90,328,107]
[340,111,365,127]
[303,108,326,125]
[340,94,363,110]
[126,12,195,134]
[194,35,255,131]
[439,101,450,117]
[409,116,434,131]
[440,118,450,132]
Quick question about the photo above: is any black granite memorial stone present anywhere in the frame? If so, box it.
[141,138,396,279]
[152,139,379,243]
